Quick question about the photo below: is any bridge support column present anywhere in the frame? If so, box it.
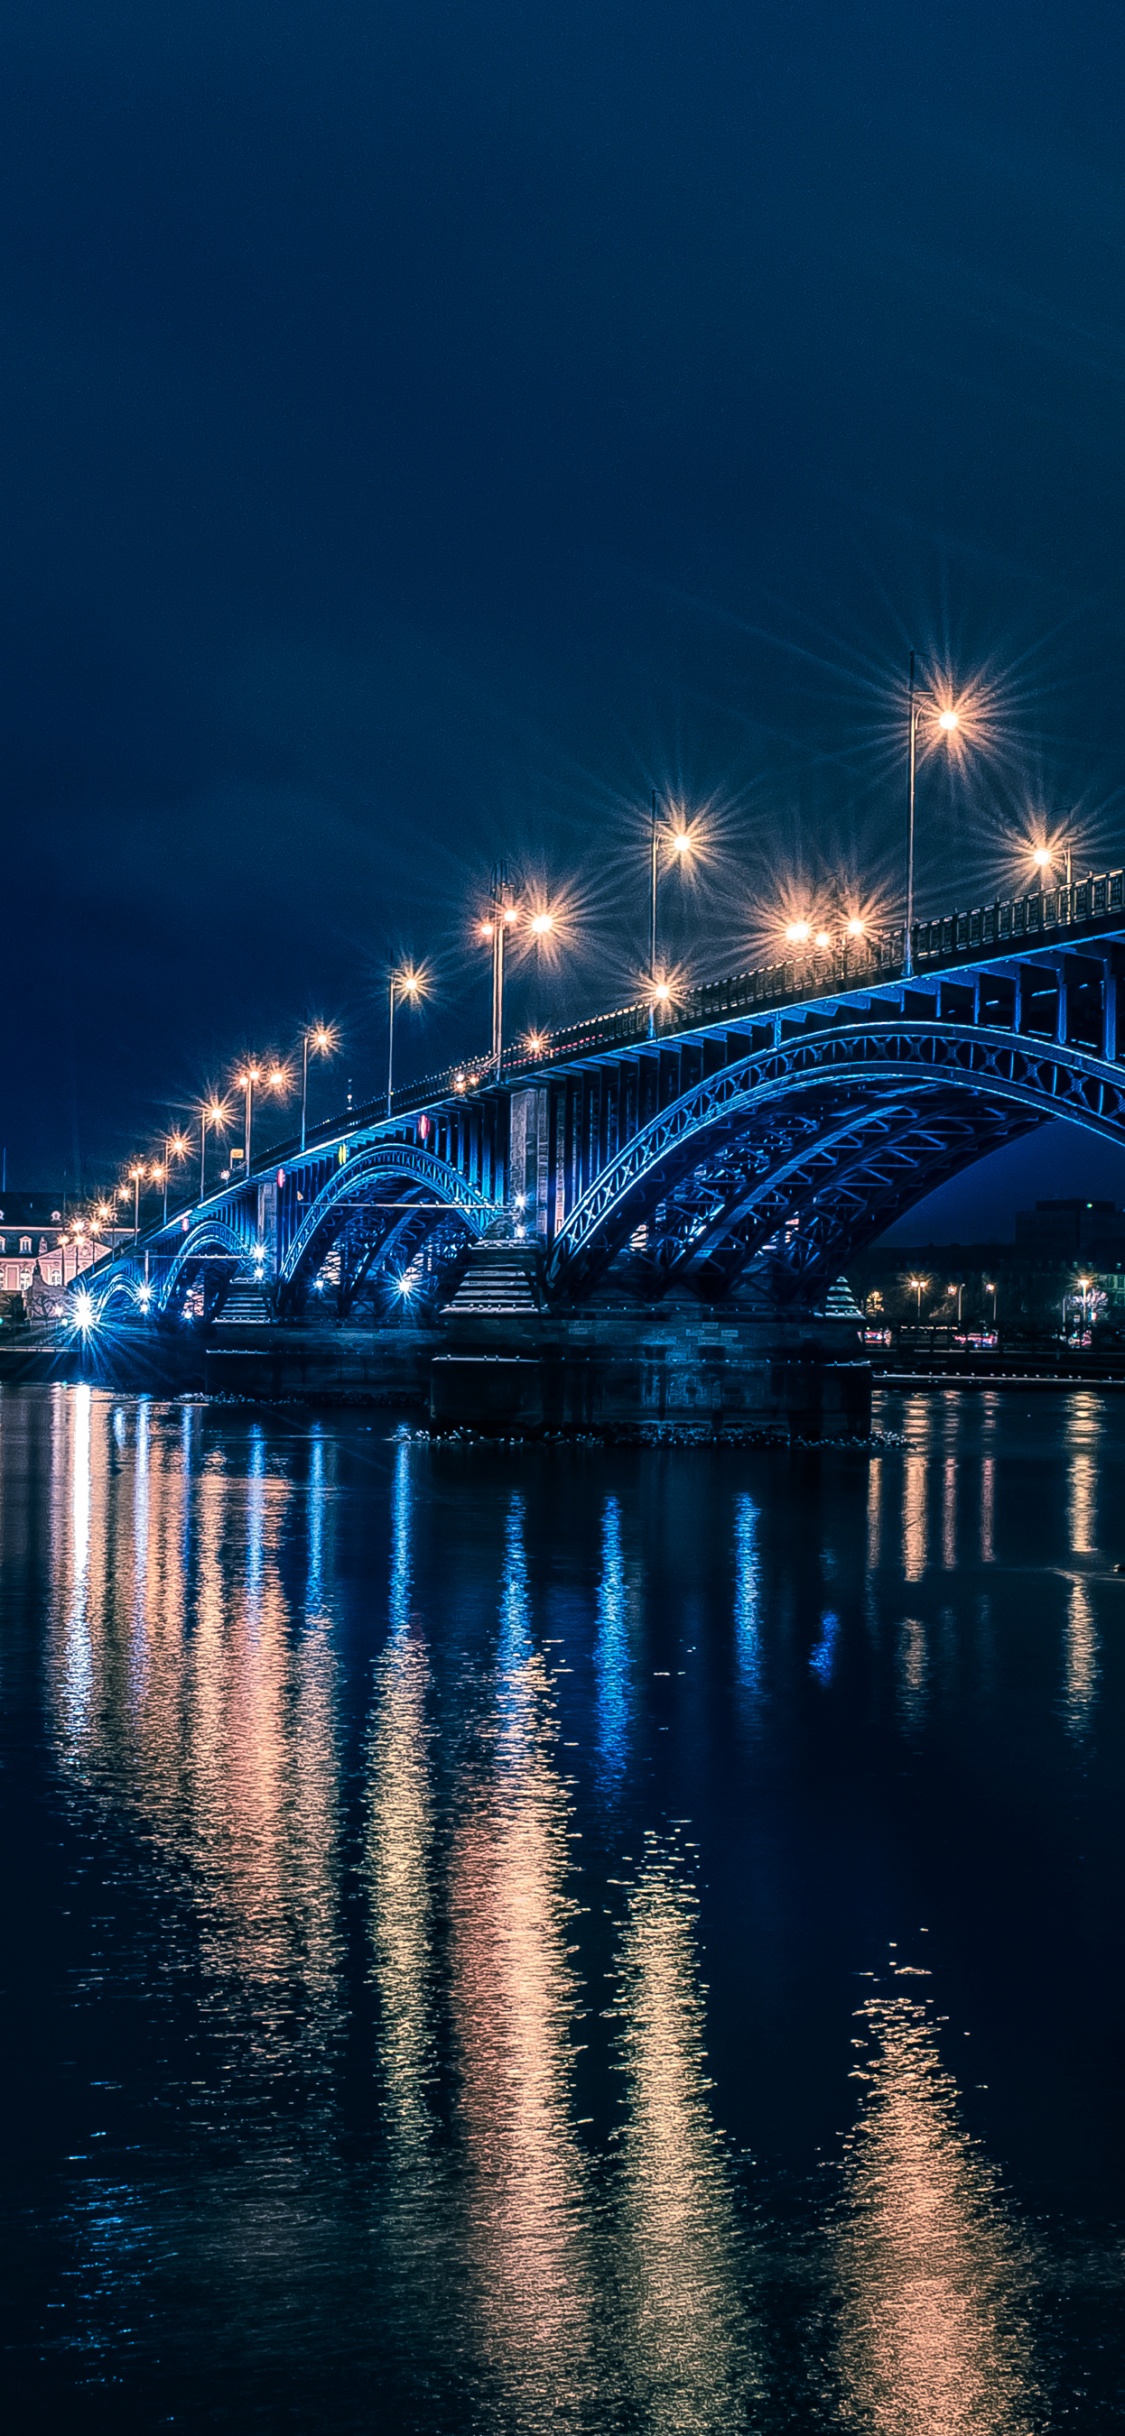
[1098,953,1120,1061]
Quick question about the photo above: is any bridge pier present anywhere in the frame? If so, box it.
[428,1240,870,1437]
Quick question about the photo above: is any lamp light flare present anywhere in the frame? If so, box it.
[529,909,554,935]
[814,929,831,949]
[652,981,672,1004]
[786,920,812,946]
[846,917,866,938]
[938,707,960,733]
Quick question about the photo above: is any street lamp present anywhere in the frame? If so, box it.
[984,1278,998,1330]
[128,1161,147,1247]
[198,1099,229,1200]
[157,1131,190,1225]
[478,876,557,1074]
[905,654,961,977]
[907,1272,929,1325]
[1031,839,1073,891]
[300,1025,337,1152]
[386,969,426,1117]
[234,1061,288,1176]
[648,795,697,1037]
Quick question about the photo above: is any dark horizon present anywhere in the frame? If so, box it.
[5,1,1125,1236]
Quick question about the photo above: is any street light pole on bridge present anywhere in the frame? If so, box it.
[905,652,960,979]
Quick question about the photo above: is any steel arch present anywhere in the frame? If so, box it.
[158,1217,249,1315]
[280,1141,493,1287]
[547,1022,1125,1294]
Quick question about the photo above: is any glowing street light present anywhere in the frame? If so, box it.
[905,654,962,977]
[648,795,698,1037]
[907,1271,929,1325]
[198,1098,230,1200]
[300,1023,337,1152]
[1030,837,1073,891]
[127,1161,147,1247]
[386,968,426,1118]
[156,1130,190,1225]
[234,1060,288,1176]
[478,873,558,1074]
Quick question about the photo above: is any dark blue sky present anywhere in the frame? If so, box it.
[6,0,1125,1230]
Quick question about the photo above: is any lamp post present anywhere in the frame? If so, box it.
[198,1100,228,1200]
[128,1162,146,1247]
[158,1132,190,1225]
[1032,840,1073,892]
[907,1272,929,1326]
[386,971,424,1117]
[647,794,696,1037]
[300,1026,336,1152]
[478,878,555,1076]
[985,1278,998,1331]
[905,652,960,978]
[236,1064,261,1174]
[234,1062,287,1177]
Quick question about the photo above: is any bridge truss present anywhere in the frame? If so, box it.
[80,869,1125,1321]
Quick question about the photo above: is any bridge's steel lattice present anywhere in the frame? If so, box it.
[82,869,1125,1321]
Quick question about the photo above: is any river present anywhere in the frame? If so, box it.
[2,1383,1124,2431]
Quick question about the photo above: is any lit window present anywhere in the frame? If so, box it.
[19,1237,30,1254]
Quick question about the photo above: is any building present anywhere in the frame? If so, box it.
[0,1195,108,1298]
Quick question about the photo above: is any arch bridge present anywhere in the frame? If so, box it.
[82,867,1125,1324]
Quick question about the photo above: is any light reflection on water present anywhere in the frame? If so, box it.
[838,1980,1038,2436]
[613,1837,757,2432]
[4,1385,1123,2428]
[448,1495,598,2426]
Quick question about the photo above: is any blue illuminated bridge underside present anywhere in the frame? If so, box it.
[84,870,1125,1320]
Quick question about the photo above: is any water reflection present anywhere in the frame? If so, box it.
[613,1836,755,2431]
[897,1617,928,1732]
[595,1495,632,1792]
[49,1394,344,2083]
[1065,1396,1102,1557]
[1063,1576,1098,1739]
[734,1493,762,1696]
[448,1497,596,2425]
[901,1403,933,1584]
[837,1978,1037,2435]
[366,1433,436,2147]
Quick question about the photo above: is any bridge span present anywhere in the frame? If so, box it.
[82,867,1125,1331]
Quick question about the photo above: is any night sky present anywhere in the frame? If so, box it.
[6,1,1125,1234]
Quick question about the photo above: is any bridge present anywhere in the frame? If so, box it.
[79,867,1125,1330]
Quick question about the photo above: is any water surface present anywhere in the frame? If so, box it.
[3,1384,1125,2430]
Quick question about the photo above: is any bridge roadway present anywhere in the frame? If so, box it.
[82,867,1125,1327]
